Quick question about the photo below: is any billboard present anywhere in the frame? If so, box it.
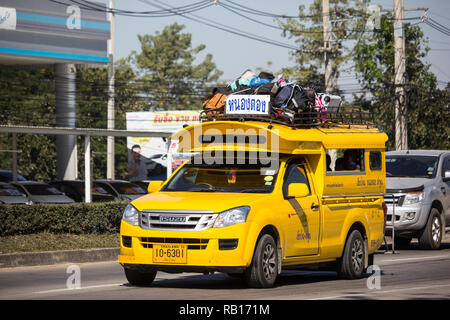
[126,111,200,181]
[0,0,109,65]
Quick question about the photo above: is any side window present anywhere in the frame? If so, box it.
[326,148,365,172]
[369,151,382,170]
[283,164,311,198]
[442,157,450,177]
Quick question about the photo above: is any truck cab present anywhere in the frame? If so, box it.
[119,118,388,288]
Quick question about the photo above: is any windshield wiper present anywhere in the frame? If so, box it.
[189,187,219,192]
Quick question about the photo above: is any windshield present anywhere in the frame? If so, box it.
[24,184,64,195]
[386,155,438,178]
[0,184,26,196]
[162,161,279,193]
[110,183,147,195]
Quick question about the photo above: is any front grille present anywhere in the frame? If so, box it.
[140,210,217,231]
[140,237,209,250]
[384,194,405,207]
[386,214,401,222]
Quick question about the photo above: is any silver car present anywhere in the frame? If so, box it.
[12,182,75,204]
[0,182,30,205]
[384,150,450,249]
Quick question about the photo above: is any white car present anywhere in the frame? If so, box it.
[145,154,167,176]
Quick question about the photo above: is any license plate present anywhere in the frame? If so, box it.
[152,244,187,264]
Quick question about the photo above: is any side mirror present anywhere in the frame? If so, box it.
[147,181,164,193]
[444,170,450,182]
[288,183,310,198]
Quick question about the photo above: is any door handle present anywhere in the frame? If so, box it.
[441,187,446,195]
[311,204,320,211]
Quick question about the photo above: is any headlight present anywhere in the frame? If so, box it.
[213,206,250,228]
[122,204,140,226]
[403,192,423,205]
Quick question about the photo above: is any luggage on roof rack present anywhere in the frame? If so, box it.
[200,81,375,127]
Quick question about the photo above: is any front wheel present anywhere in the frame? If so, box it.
[245,234,278,288]
[337,229,366,279]
[418,208,443,250]
[124,268,157,287]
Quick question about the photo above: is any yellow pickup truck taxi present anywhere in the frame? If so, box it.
[119,120,388,288]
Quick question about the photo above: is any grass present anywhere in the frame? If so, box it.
[0,232,120,254]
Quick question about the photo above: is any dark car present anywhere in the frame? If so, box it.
[0,182,30,205]
[0,170,28,183]
[12,182,75,204]
[94,180,147,201]
[132,180,151,192]
[49,180,116,203]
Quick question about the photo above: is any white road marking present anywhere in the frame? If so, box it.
[33,283,123,294]
[379,254,450,264]
[308,283,450,300]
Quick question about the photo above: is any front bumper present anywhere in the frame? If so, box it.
[385,202,430,232]
[118,220,256,272]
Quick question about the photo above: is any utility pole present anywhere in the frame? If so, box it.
[107,0,115,179]
[322,0,333,93]
[393,0,407,150]
[322,0,337,169]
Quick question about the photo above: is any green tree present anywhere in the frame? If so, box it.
[0,67,57,181]
[128,23,223,110]
[76,61,142,180]
[353,14,450,150]
[277,0,369,90]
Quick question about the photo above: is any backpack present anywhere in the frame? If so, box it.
[202,92,227,117]
[277,84,317,123]
[273,85,292,107]
[253,81,281,96]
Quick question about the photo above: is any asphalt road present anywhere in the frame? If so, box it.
[1,235,450,302]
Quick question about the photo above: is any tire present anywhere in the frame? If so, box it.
[418,208,443,250]
[124,268,157,287]
[337,229,366,279]
[245,234,278,288]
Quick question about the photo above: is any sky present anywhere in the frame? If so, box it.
[106,0,450,92]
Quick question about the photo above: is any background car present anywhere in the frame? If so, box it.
[384,150,450,249]
[0,182,30,205]
[0,170,28,183]
[132,180,151,191]
[144,154,167,180]
[12,182,75,204]
[94,180,147,201]
[49,180,116,203]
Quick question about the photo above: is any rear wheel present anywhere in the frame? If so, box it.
[418,208,443,250]
[337,229,365,279]
[124,268,157,287]
[245,234,278,288]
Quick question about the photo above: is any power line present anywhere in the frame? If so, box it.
[48,0,214,17]
[137,0,303,51]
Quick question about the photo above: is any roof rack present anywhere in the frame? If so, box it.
[200,106,380,129]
